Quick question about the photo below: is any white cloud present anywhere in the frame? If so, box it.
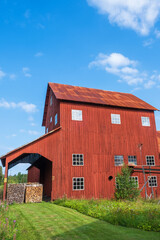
[20,129,39,135]
[9,74,16,80]
[89,52,160,88]
[87,0,160,35]
[20,129,26,133]
[5,134,17,139]
[89,52,141,85]
[22,67,32,78]
[143,39,154,47]
[28,130,39,135]
[0,69,6,79]
[0,99,37,113]
[144,80,156,89]
[37,23,45,29]
[30,123,36,126]
[155,29,160,38]
[34,52,43,57]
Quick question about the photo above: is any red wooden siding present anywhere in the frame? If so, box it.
[45,89,60,132]
[57,101,160,199]
[28,166,40,183]
[157,131,160,153]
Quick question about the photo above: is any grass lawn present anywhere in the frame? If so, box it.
[7,202,160,240]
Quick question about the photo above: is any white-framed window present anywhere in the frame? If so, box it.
[50,96,53,106]
[130,176,139,187]
[114,155,124,166]
[128,156,137,165]
[111,114,121,124]
[72,110,82,121]
[146,156,155,166]
[148,176,157,187]
[50,116,52,123]
[55,113,58,125]
[141,117,150,127]
[72,154,84,166]
[73,177,84,190]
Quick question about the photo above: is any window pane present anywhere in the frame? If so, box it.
[146,156,155,166]
[72,178,84,190]
[72,154,84,166]
[111,114,121,124]
[128,156,137,165]
[72,110,83,121]
[114,155,123,166]
[148,176,157,187]
[55,114,58,125]
[141,117,150,126]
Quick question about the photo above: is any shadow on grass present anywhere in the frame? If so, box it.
[49,220,160,240]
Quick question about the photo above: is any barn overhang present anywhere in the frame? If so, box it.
[0,126,61,167]
[8,153,41,169]
[0,126,61,201]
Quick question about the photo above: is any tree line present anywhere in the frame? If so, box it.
[0,166,27,185]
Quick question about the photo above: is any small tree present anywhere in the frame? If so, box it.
[115,165,140,200]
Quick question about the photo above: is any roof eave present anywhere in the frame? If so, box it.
[0,126,62,165]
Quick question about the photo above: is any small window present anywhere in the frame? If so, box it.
[46,128,48,134]
[72,154,84,166]
[128,156,137,165]
[146,156,155,166]
[55,113,58,125]
[72,110,82,121]
[130,176,139,187]
[141,117,150,126]
[114,155,124,166]
[73,177,84,190]
[111,114,121,124]
[50,96,52,106]
[50,116,52,123]
[148,176,157,187]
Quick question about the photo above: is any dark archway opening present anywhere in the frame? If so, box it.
[8,153,52,199]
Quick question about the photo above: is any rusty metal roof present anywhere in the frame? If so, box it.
[49,82,157,109]
[42,82,157,126]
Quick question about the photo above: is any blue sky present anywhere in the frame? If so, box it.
[0,0,160,174]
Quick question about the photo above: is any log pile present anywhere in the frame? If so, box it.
[25,183,43,203]
[7,183,43,204]
[7,183,26,204]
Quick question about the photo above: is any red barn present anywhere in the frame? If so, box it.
[1,83,160,200]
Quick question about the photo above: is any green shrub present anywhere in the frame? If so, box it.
[54,199,160,232]
[114,165,140,200]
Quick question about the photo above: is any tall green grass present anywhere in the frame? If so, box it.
[54,199,160,232]
[0,185,3,200]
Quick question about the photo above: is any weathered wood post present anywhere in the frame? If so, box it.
[3,160,8,201]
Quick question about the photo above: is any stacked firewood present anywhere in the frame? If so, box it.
[7,183,43,204]
[7,183,26,204]
[25,183,43,203]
